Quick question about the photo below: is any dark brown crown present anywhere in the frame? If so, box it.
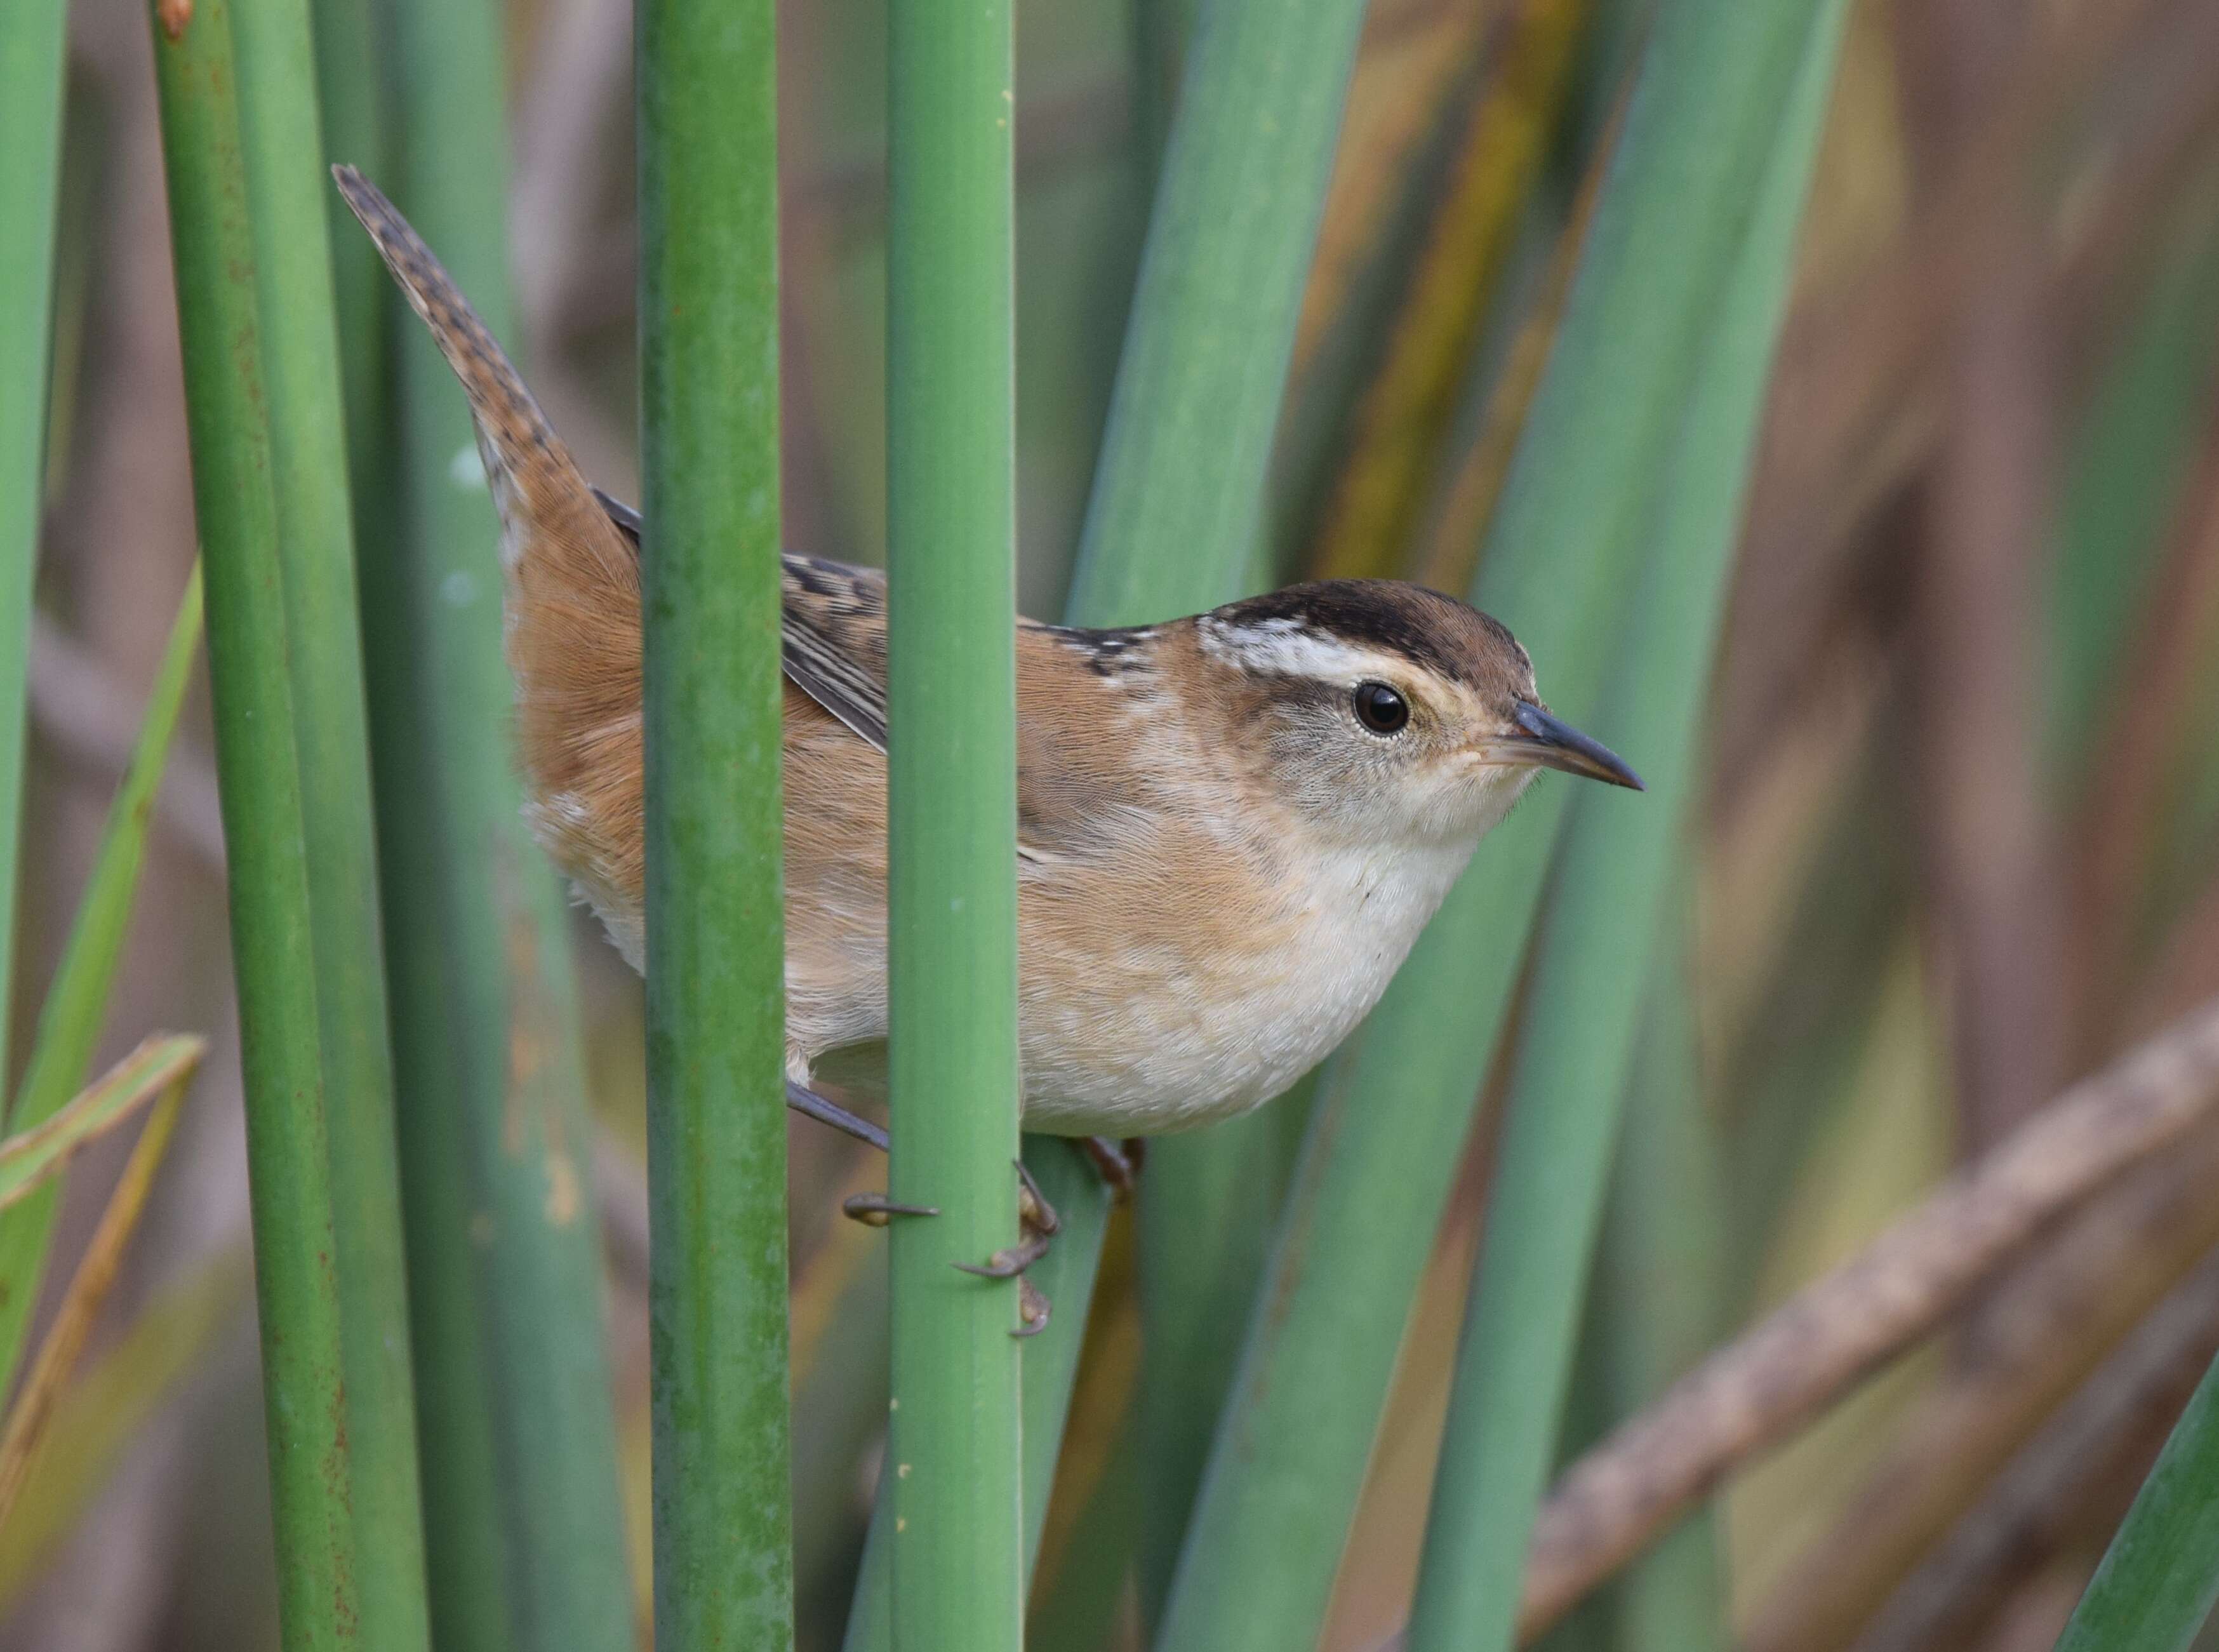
[1206,580,1535,701]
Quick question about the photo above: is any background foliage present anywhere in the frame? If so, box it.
[10,0,2219,1648]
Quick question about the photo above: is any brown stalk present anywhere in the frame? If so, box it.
[1506,992,2219,1641]
[1293,0,1500,378]
[2067,397,2219,1060]
[1893,0,2066,1154]
[1846,1249,2219,1652]
[1304,0,1592,582]
[1407,103,1610,597]
[1735,1114,2219,1652]
[1714,0,2219,806]
[1729,849,2219,1651]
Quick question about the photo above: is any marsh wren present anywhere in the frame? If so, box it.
[336,168,1641,1279]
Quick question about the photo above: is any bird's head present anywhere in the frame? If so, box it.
[1191,580,1643,851]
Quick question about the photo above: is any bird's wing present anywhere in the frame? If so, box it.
[777,556,891,754]
[592,490,1091,865]
[593,487,890,754]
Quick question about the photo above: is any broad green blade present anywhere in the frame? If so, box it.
[354,3,634,1645]
[1153,4,1849,1649]
[224,1,431,1635]
[149,6,378,1641]
[1062,0,1374,1607]
[1406,8,1848,1646]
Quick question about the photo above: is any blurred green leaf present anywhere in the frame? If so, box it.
[1153,6,1848,1649]
[0,1246,252,1609]
[358,3,636,1645]
[2048,191,2219,775]
[1407,10,1848,1644]
[2054,1343,2219,1652]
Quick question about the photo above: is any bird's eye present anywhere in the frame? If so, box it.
[1352,681,1409,734]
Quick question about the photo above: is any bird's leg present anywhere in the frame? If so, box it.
[786,1079,942,1222]
[787,1079,888,1153]
[799,1080,1055,1333]
[1080,1136,1143,1201]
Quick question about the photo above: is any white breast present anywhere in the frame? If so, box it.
[1016,832,1479,1136]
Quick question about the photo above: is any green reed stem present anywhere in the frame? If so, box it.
[149,4,367,1641]
[848,4,1375,1645]
[227,1,433,1638]
[0,0,67,1098]
[349,2,636,1647]
[637,1,791,1644]
[884,0,1026,1644]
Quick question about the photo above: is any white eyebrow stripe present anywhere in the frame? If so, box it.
[1197,615,1406,681]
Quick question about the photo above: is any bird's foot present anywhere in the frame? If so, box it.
[954,1160,1062,1337]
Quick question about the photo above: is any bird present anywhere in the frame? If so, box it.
[333,166,1642,1314]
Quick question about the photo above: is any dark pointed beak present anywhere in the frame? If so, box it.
[1509,702,1644,791]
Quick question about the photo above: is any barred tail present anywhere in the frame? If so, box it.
[333,165,645,952]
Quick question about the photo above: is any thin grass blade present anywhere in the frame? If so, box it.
[1594,928,1728,1649]
[0,1049,198,1526]
[0,570,203,1392]
[0,1034,204,1214]
[0,1245,251,1609]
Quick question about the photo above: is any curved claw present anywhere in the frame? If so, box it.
[1013,1279,1051,1338]
[1014,1158,1060,1237]
[843,1192,939,1227]
[952,1229,1055,1281]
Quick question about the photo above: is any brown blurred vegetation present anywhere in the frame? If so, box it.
[13,0,2219,1647]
